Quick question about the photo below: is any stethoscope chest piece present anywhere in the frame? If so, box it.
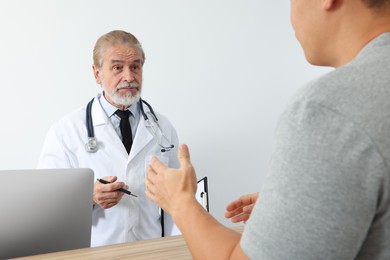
[85,137,98,153]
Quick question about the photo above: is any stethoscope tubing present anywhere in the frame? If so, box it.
[86,98,95,138]
[86,97,156,137]
[85,97,173,153]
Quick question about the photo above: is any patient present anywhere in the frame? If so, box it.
[145,0,390,258]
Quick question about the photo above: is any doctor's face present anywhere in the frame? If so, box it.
[93,44,143,109]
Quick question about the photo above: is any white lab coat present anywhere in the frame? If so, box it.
[37,93,180,247]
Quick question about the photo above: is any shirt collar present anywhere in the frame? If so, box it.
[98,90,139,118]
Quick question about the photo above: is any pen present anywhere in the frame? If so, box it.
[97,178,137,197]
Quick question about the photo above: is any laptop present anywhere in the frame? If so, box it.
[0,168,94,259]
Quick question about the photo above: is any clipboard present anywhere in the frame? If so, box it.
[196,176,209,212]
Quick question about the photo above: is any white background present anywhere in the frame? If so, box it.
[0,0,331,226]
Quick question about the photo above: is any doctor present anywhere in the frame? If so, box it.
[37,30,180,247]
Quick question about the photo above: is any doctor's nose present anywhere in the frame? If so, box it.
[123,67,135,82]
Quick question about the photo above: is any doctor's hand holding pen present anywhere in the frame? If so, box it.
[93,176,129,209]
[224,192,259,224]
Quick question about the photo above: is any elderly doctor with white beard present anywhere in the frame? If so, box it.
[37,30,180,247]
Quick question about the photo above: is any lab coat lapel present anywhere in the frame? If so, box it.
[91,97,108,127]
[128,117,153,161]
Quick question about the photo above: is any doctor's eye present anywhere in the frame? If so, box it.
[112,65,123,72]
[130,64,141,73]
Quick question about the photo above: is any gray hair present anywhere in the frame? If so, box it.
[93,30,145,69]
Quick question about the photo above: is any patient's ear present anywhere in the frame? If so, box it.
[322,0,338,11]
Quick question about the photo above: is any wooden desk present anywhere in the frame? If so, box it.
[15,226,244,260]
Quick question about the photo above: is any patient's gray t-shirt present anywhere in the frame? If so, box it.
[241,33,390,259]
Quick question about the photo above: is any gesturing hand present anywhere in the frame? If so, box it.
[224,192,259,224]
[145,144,198,215]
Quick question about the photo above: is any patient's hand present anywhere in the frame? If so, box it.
[224,192,259,223]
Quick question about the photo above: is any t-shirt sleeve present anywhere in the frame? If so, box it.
[241,100,386,259]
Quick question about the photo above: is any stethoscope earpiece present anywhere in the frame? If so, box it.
[161,145,174,153]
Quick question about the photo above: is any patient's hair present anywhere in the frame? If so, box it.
[361,0,390,9]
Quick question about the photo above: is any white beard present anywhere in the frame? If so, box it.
[104,81,142,107]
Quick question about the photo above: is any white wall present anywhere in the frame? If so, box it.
[0,0,331,226]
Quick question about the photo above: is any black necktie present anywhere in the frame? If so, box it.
[115,110,132,154]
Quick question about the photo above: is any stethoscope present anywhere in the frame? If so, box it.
[85,97,174,153]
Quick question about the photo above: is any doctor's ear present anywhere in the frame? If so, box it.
[92,65,102,84]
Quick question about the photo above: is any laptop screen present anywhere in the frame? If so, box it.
[0,168,94,259]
